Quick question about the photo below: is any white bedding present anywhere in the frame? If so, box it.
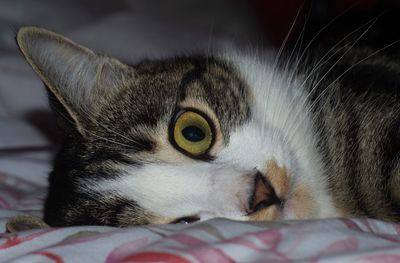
[1,1,400,262]
[2,216,400,262]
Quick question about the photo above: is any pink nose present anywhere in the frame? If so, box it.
[249,172,281,213]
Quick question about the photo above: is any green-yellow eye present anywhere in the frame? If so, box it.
[170,110,214,156]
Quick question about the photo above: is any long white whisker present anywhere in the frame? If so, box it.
[206,20,215,66]
[287,39,400,144]
[273,4,364,142]
[285,17,378,136]
[280,16,379,136]
[272,3,304,72]
[271,10,311,141]
[294,2,360,71]
[268,4,305,140]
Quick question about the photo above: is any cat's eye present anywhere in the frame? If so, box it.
[170,109,214,157]
[171,216,200,224]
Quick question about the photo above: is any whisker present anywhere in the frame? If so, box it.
[280,16,380,137]
[293,1,360,71]
[271,3,361,141]
[53,107,137,150]
[284,17,378,137]
[206,20,215,66]
[270,8,312,141]
[285,4,313,80]
[267,4,307,140]
[287,39,400,144]
[302,11,384,86]
[272,3,305,74]
[289,8,310,60]
[74,102,150,149]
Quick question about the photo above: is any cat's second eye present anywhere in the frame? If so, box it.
[171,216,200,224]
[169,109,214,157]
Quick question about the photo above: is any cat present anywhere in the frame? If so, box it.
[16,22,400,226]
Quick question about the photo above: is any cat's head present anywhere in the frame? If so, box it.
[17,27,339,226]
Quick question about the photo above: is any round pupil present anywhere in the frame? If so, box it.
[181,126,205,142]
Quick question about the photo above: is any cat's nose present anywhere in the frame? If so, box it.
[249,172,281,213]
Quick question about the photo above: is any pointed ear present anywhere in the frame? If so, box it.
[17,26,131,135]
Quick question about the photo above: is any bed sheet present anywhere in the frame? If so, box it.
[1,180,400,263]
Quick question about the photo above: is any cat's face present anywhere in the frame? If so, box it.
[17,27,339,226]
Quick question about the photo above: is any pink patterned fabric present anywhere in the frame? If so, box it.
[2,172,400,262]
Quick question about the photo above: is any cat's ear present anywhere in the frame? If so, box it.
[16,26,130,135]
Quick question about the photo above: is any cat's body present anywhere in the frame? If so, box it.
[16,23,400,226]
[310,45,400,221]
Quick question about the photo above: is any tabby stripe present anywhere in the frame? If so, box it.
[346,100,372,215]
[178,59,207,101]
[108,199,142,226]
[381,117,400,215]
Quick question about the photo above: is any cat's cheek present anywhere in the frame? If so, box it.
[283,184,315,219]
[247,206,280,221]
[263,160,291,198]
